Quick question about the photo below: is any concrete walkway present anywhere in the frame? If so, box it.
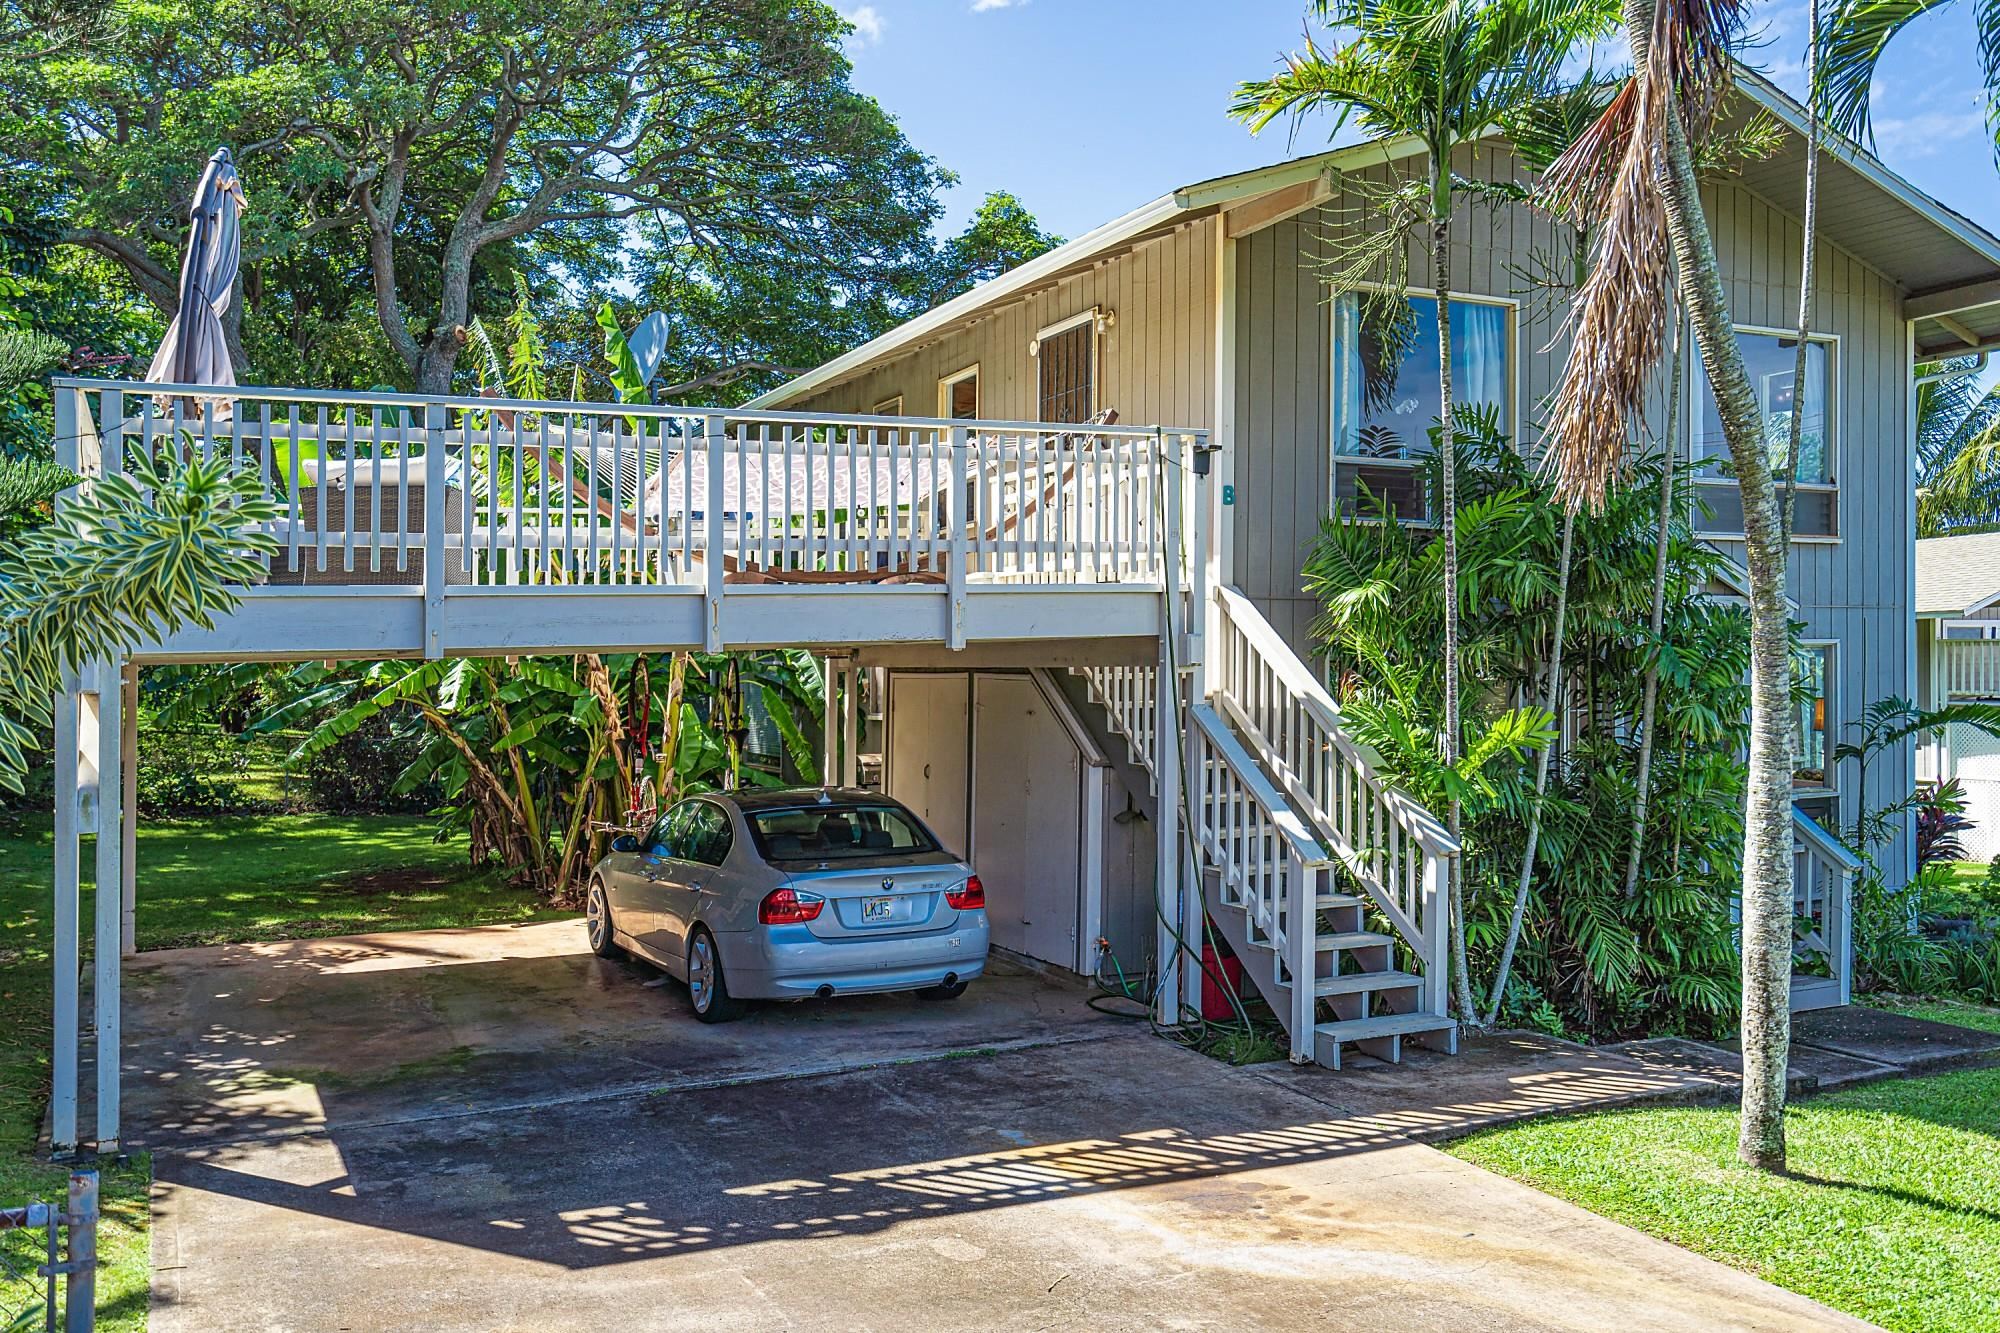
[133,925,1876,1331]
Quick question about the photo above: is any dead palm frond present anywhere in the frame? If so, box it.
[1537,0,1752,509]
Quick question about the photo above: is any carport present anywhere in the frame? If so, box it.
[116,920,1118,1149]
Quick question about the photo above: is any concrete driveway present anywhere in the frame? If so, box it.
[131,924,1866,1331]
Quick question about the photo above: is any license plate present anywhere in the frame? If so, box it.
[862,896,897,922]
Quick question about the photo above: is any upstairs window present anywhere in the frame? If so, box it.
[1036,313,1097,424]
[1691,329,1836,538]
[1332,292,1513,521]
[940,364,980,420]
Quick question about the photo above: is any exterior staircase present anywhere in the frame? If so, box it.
[1078,585,1459,1070]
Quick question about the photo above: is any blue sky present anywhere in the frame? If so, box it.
[836,0,2000,242]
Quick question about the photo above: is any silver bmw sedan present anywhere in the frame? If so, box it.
[585,788,991,1022]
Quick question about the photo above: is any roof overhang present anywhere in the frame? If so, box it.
[1731,71,2000,359]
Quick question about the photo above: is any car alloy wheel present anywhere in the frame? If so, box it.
[586,880,622,959]
[689,933,717,1011]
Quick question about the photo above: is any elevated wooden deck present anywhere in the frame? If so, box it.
[53,381,1203,664]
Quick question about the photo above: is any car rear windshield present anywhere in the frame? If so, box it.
[747,804,939,862]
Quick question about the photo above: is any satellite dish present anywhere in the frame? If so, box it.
[625,311,670,389]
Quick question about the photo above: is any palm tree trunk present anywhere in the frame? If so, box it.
[1482,510,1575,1026]
[1638,0,1795,1171]
[1624,316,1684,897]
[1780,0,1822,543]
[1432,171,1478,1025]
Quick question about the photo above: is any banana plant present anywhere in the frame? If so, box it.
[249,648,824,897]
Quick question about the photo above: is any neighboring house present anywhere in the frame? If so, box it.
[1917,530,2000,860]
[752,70,2000,1012]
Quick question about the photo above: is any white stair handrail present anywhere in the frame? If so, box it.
[1210,585,1455,1017]
[1792,804,1859,1005]
[1189,703,1330,1060]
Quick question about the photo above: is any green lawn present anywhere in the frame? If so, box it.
[0,814,567,1330]
[1448,1011,2000,1333]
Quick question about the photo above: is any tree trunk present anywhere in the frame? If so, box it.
[1637,0,1795,1171]
[1432,180,1478,1025]
[1780,0,1822,543]
[1624,315,1683,896]
[1483,510,1574,1026]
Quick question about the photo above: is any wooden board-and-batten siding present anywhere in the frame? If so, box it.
[789,216,1219,438]
[1232,140,1913,875]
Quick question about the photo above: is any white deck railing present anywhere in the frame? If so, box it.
[1936,638,2000,698]
[55,380,1196,599]
[1209,585,1456,1014]
[1792,804,1859,1008]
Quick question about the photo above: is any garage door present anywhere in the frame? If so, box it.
[973,674,1082,968]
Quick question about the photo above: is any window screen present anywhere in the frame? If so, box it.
[1038,321,1094,424]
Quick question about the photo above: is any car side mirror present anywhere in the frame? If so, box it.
[610,834,640,854]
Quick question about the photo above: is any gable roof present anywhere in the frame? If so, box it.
[750,70,2000,410]
[1917,531,2000,618]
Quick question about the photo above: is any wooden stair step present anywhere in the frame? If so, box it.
[1313,969,1423,997]
[1315,930,1393,952]
[1313,1012,1459,1044]
[1314,892,1365,910]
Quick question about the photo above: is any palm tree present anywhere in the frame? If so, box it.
[1915,357,2000,534]
[1821,0,2000,161]
[1539,0,1796,1170]
[1232,0,1612,1023]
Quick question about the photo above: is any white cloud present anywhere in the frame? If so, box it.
[971,0,1025,11]
[843,4,885,46]
[1872,105,1987,158]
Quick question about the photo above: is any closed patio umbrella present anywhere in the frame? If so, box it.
[146,146,246,397]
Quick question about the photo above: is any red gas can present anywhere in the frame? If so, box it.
[1200,943,1244,1021]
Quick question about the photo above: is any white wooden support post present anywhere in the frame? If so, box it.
[822,656,839,786]
[704,416,726,652]
[1154,431,1186,1024]
[51,671,80,1158]
[1288,850,1315,1063]
[422,401,448,661]
[120,662,137,957]
[1187,434,1210,704]
[1835,860,1854,1007]
[93,655,123,1152]
[841,660,859,789]
[1154,641,1182,1024]
[947,425,969,651]
[1423,855,1452,1018]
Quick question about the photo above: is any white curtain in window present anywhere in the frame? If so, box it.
[1453,301,1508,417]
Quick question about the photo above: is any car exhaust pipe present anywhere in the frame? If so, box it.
[816,984,835,1000]
[943,973,958,989]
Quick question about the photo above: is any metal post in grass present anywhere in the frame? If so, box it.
[64,1169,97,1333]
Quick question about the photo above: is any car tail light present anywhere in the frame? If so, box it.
[946,875,985,911]
[759,887,824,925]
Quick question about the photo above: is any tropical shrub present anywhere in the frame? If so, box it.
[135,728,253,816]
[1309,411,1751,1039]
[298,710,437,815]
[1916,778,1973,868]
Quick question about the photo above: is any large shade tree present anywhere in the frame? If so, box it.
[1540,0,1796,1169]
[1232,0,1614,1022]
[1,0,946,392]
